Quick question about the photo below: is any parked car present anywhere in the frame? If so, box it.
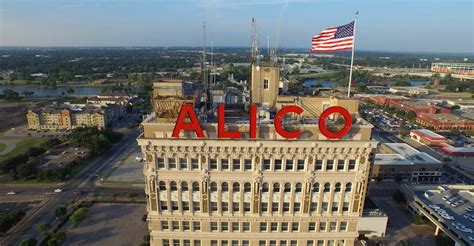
[54,188,63,193]
[6,191,16,195]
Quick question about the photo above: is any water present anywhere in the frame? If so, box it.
[303,80,337,88]
[0,85,141,97]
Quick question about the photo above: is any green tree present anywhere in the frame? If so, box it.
[54,206,67,219]
[413,214,424,225]
[19,238,37,246]
[3,89,20,101]
[47,230,66,246]
[36,222,50,233]
[69,207,87,225]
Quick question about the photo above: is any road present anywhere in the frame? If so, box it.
[0,128,142,246]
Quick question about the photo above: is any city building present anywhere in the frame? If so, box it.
[26,102,120,130]
[401,184,474,246]
[439,143,474,156]
[372,143,442,183]
[385,99,450,115]
[251,63,280,109]
[87,94,138,106]
[388,87,429,96]
[416,113,474,131]
[137,64,378,246]
[409,129,449,146]
[431,63,474,76]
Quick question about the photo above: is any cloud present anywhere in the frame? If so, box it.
[62,3,84,9]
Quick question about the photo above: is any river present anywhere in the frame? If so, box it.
[0,85,141,97]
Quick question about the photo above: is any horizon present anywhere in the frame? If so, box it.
[1,0,473,53]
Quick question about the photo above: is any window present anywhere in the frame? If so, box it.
[270,241,277,246]
[293,202,301,212]
[243,241,249,246]
[273,183,280,192]
[263,159,271,170]
[310,202,318,212]
[307,241,314,246]
[243,222,250,232]
[332,202,339,212]
[326,160,334,170]
[172,221,179,230]
[232,222,239,232]
[330,222,337,232]
[181,182,188,191]
[244,159,252,170]
[295,183,302,192]
[221,159,229,170]
[281,241,287,246]
[322,202,328,212]
[182,201,189,211]
[261,202,268,212]
[221,222,229,231]
[161,221,169,230]
[284,183,291,192]
[233,183,240,192]
[192,221,200,231]
[191,158,199,170]
[210,182,218,192]
[159,181,166,191]
[259,241,266,246]
[290,241,297,246]
[168,158,176,169]
[160,201,167,211]
[309,222,316,231]
[343,202,349,212]
[192,182,200,192]
[345,183,352,192]
[210,159,217,169]
[244,202,251,212]
[211,222,218,232]
[271,222,278,232]
[283,202,290,212]
[233,202,239,212]
[157,158,165,168]
[335,183,341,192]
[222,182,229,192]
[340,221,347,231]
[324,183,331,192]
[173,239,179,246]
[291,222,299,232]
[211,202,218,212]
[194,240,201,246]
[275,159,282,170]
[193,202,200,212]
[312,182,320,192]
[317,241,324,246]
[337,160,345,170]
[183,221,190,231]
[211,241,218,246]
[179,158,188,169]
[262,183,269,192]
[264,79,269,89]
[260,222,267,232]
[244,182,252,192]
[285,159,293,171]
[297,159,305,170]
[232,241,239,246]
[319,222,326,232]
[171,201,178,210]
[349,159,356,170]
[163,239,170,246]
[170,181,177,191]
[315,160,323,170]
[272,202,279,212]
[233,159,241,170]
[183,240,190,246]
[281,222,289,232]
[222,202,229,212]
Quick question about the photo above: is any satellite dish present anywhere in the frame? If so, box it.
[256,66,260,71]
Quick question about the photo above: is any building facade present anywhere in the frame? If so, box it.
[138,82,377,246]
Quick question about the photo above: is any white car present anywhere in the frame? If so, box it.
[135,156,143,162]
[6,191,16,195]
[466,206,473,212]
[54,188,63,193]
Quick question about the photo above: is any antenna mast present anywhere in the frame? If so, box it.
[251,17,260,63]
[202,21,211,111]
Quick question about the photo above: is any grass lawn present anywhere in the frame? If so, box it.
[0,137,50,162]
[0,143,6,152]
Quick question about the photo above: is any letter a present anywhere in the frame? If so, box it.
[172,104,204,138]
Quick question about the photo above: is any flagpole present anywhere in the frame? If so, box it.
[347,11,359,98]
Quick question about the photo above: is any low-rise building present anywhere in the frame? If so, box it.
[410,129,449,146]
[416,113,474,131]
[401,184,474,246]
[372,143,442,182]
[87,94,138,106]
[26,103,120,131]
[388,87,429,95]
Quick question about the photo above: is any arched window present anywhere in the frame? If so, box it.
[284,183,291,192]
[324,183,331,192]
[210,182,218,192]
[192,182,200,192]
[181,181,188,191]
[335,182,341,192]
[273,183,280,192]
[312,182,320,192]
[345,182,352,192]
[295,183,302,193]
[170,181,177,191]
[244,182,251,192]
[262,183,269,192]
[222,182,229,192]
[159,181,166,191]
[233,182,240,192]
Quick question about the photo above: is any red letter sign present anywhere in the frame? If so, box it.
[274,105,304,139]
[172,104,204,138]
[318,106,352,139]
[249,104,257,139]
[218,104,241,139]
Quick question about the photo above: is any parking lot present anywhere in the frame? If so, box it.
[62,203,148,246]
[103,146,145,185]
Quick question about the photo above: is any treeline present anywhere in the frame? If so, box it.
[66,127,123,155]
[0,210,25,233]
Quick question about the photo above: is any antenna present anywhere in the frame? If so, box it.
[251,17,260,62]
[202,21,211,111]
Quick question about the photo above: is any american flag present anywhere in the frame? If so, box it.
[311,21,354,52]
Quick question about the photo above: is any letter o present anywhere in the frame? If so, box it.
[318,106,352,139]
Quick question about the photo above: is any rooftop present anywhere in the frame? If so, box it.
[410,129,447,141]
[419,113,473,123]
[375,143,441,165]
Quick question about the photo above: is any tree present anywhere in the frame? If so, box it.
[54,206,67,219]
[36,222,50,233]
[69,207,87,225]
[3,89,20,101]
[19,238,37,246]
[47,230,66,246]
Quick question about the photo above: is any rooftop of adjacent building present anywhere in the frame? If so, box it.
[410,129,447,140]
[374,143,441,165]
[418,113,474,123]
[29,102,118,115]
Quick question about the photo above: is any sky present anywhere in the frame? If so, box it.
[0,0,473,53]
